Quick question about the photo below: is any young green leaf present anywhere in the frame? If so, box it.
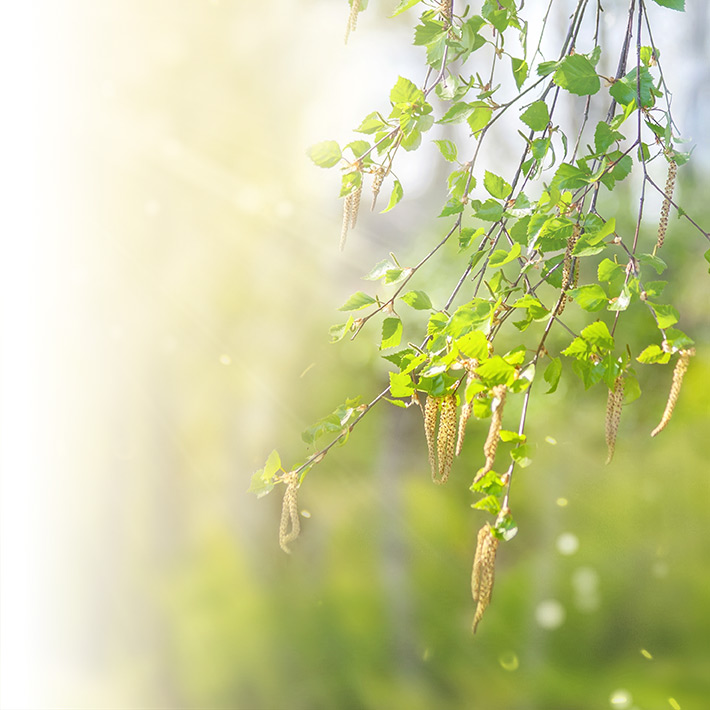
[381,317,403,350]
[390,0,423,17]
[433,139,458,162]
[307,140,342,168]
[543,357,562,394]
[401,290,433,310]
[489,243,521,268]
[553,54,600,96]
[520,101,550,132]
[381,179,404,213]
[338,291,377,311]
[568,284,608,312]
[650,0,684,12]
[484,171,512,200]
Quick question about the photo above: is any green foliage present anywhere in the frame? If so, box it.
[256,0,706,639]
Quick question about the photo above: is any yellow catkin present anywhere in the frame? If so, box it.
[651,348,694,437]
[436,394,457,484]
[556,224,581,316]
[456,400,473,457]
[475,385,506,482]
[344,0,361,44]
[279,473,301,554]
[424,395,440,479]
[656,158,677,251]
[340,191,354,251]
[371,166,386,211]
[605,375,624,464]
[349,183,362,229]
[471,523,499,633]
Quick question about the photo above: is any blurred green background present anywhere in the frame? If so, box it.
[9,1,709,709]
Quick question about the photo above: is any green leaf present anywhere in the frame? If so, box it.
[638,253,667,275]
[380,317,403,350]
[247,450,281,497]
[637,344,671,364]
[650,303,679,329]
[390,0,423,17]
[472,198,504,222]
[472,495,502,515]
[475,356,517,386]
[433,139,458,162]
[499,430,526,443]
[329,317,353,343]
[338,291,376,311]
[510,444,533,468]
[456,330,489,359]
[489,242,521,268]
[484,171,512,200]
[438,101,476,124]
[553,54,600,96]
[390,76,424,106]
[608,285,632,312]
[307,140,342,168]
[553,162,589,190]
[537,60,560,77]
[384,268,405,285]
[458,226,485,251]
[520,100,550,131]
[438,197,465,217]
[381,179,404,213]
[511,57,528,90]
[568,284,608,311]
[650,0,684,11]
[704,248,710,274]
[543,357,562,394]
[355,112,386,134]
[401,290,432,310]
[447,299,494,338]
[594,122,623,154]
[597,258,623,283]
[363,259,396,281]
[663,328,695,351]
[389,371,415,397]
[581,320,614,350]
[467,106,492,135]
[609,67,654,108]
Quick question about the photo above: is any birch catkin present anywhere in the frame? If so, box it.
[436,394,457,484]
[471,523,499,633]
[651,348,694,437]
[656,157,677,251]
[556,224,581,316]
[456,400,472,457]
[344,0,361,44]
[340,183,362,251]
[605,375,624,464]
[475,385,507,482]
[279,473,301,554]
[424,395,440,479]
[371,166,386,211]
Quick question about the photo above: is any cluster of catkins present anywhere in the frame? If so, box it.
[418,372,508,632]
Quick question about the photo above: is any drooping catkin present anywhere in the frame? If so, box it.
[436,394,457,484]
[471,523,499,633]
[656,157,677,251]
[475,385,507,482]
[349,182,362,229]
[556,224,581,316]
[279,473,301,554]
[456,400,472,457]
[371,166,386,211]
[651,348,695,437]
[344,0,361,44]
[605,375,624,464]
[340,184,362,251]
[424,395,440,479]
